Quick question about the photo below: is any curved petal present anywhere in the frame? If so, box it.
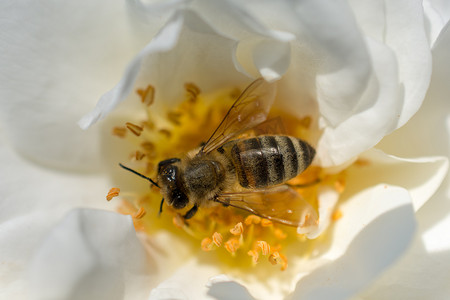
[27,209,151,300]
[290,186,416,300]
[0,0,148,171]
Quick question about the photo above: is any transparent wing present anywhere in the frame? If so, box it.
[216,185,319,229]
[199,78,276,155]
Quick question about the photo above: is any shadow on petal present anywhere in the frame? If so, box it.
[288,204,416,300]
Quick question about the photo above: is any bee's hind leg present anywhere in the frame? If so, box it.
[183,204,198,220]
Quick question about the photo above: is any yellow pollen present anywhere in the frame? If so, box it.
[126,122,144,136]
[334,177,346,193]
[106,187,120,201]
[257,241,271,255]
[212,232,223,247]
[268,251,288,271]
[112,81,350,272]
[173,214,186,229]
[225,238,240,255]
[230,222,244,235]
[260,219,273,227]
[133,207,146,219]
[201,238,214,251]
[244,215,261,226]
[112,126,127,138]
[332,209,343,221]
[274,228,288,240]
[137,84,155,106]
[247,250,259,264]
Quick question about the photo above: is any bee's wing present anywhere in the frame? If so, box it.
[199,78,276,155]
[216,185,319,229]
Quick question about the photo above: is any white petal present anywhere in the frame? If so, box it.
[291,185,416,300]
[0,1,147,170]
[28,209,151,300]
[351,149,448,211]
[316,38,400,166]
[348,0,432,127]
[78,11,184,129]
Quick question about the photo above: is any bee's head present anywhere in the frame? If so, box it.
[158,158,189,210]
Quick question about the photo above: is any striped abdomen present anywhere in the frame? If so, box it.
[228,135,315,189]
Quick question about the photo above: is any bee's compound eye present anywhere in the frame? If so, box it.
[171,189,188,209]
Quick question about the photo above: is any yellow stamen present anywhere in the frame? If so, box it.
[332,209,343,221]
[225,238,240,255]
[260,219,273,227]
[230,222,244,235]
[137,84,155,107]
[244,215,261,226]
[133,207,146,219]
[126,122,144,136]
[274,228,288,240]
[257,240,270,255]
[184,82,201,102]
[106,187,120,201]
[212,232,223,247]
[201,238,214,251]
[112,127,127,138]
[268,251,288,271]
[247,250,259,264]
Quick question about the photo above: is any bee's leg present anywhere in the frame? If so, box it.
[183,204,198,220]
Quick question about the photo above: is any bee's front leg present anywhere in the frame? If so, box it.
[183,204,198,220]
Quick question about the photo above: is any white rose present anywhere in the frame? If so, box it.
[0,1,448,299]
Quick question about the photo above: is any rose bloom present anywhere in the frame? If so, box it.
[1,1,449,300]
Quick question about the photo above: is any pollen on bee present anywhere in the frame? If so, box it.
[137,84,155,107]
[230,222,244,235]
[212,232,223,247]
[106,187,120,201]
[133,207,146,219]
[126,122,144,136]
[256,240,271,256]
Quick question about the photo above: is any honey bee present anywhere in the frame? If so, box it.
[120,78,317,227]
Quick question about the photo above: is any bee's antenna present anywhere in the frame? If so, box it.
[119,163,160,188]
[158,198,165,217]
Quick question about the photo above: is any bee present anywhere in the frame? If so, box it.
[120,78,318,227]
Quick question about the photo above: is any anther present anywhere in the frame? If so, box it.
[247,250,259,264]
[260,219,273,227]
[201,238,214,251]
[137,84,155,107]
[332,210,343,221]
[184,83,201,102]
[133,207,146,219]
[256,241,270,255]
[212,232,223,247]
[112,127,127,138]
[126,122,144,136]
[106,187,120,201]
[224,238,240,255]
[230,222,244,235]
[244,215,261,226]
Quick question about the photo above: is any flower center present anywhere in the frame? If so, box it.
[108,81,346,271]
